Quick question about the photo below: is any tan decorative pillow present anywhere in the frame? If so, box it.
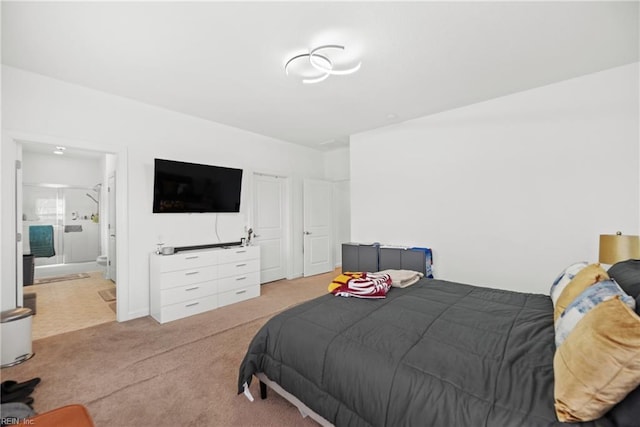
[554,263,608,322]
[554,297,640,422]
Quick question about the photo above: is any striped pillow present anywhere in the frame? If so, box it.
[555,279,635,347]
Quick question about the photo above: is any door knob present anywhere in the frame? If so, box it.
[304,231,312,235]
[253,234,260,238]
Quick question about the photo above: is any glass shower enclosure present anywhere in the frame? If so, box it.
[23,184,101,278]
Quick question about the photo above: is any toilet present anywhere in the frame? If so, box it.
[96,255,108,278]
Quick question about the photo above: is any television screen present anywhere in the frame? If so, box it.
[153,158,243,213]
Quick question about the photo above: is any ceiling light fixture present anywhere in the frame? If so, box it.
[53,150,64,155]
[309,45,362,76]
[285,52,333,84]
[284,44,361,85]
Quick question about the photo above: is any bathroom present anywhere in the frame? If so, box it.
[23,184,103,277]
[21,144,113,280]
[20,142,117,339]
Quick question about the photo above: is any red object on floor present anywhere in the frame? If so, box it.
[12,404,95,427]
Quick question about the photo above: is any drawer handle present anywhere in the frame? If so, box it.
[235,250,247,253]
[185,286,199,291]
[185,256,199,260]
[236,276,247,281]
[236,290,247,295]
[185,302,199,307]
[185,271,200,276]
[236,263,247,267]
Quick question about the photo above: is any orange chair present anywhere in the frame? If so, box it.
[12,404,94,427]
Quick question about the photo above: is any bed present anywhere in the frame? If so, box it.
[238,276,639,426]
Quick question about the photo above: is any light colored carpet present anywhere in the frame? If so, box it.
[33,273,90,285]
[6,269,338,426]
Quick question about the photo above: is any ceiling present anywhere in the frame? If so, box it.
[19,140,105,160]
[2,1,638,151]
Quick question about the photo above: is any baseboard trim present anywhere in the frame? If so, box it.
[119,308,149,322]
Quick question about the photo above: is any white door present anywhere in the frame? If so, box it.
[303,179,333,277]
[332,180,351,268]
[107,173,117,282]
[252,173,286,283]
[15,147,24,307]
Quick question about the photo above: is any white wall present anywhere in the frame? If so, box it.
[1,66,325,317]
[324,147,350,182]
[22,151,102,187]
[351,63,639,294]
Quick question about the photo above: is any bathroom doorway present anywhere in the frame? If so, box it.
[20,141,117,339]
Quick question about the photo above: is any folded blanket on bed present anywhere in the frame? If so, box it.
[378,269,424,288]
[329,272,392,299]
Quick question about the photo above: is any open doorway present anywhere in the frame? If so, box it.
[19,141,118,339]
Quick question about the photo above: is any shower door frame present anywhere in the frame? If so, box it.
[23,183,102,269]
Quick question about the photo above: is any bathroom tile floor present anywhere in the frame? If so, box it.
[26,271,116,340]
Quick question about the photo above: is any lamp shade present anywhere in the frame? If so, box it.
[599,233,640,264]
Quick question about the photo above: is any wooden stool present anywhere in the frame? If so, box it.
[13,404,94,427]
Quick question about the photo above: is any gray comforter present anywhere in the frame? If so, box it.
[238,279,615,427]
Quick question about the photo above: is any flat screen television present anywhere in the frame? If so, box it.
[153,158,243,213]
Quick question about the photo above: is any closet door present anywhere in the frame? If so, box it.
[303,179,333,277]
[252,173,287,284]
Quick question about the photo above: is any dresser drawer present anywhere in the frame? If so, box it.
[158,265,217,290]
[218,271,259,293]
[160,280,217,305]
[217,246,259,264]
[157,250,219,273]
[158,294,218,324]
[150,245,261,324]
[218,285,260,308]
[219,258,259,279]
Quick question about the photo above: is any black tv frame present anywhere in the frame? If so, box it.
[152,158,243,213]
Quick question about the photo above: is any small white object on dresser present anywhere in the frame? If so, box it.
[149,245,260,324]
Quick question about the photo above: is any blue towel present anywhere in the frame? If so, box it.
[29,225,55,258]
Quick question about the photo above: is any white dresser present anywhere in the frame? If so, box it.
[149,245,260,324]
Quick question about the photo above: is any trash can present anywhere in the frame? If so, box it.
[1,308,34,368]
[23,254,35,286]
